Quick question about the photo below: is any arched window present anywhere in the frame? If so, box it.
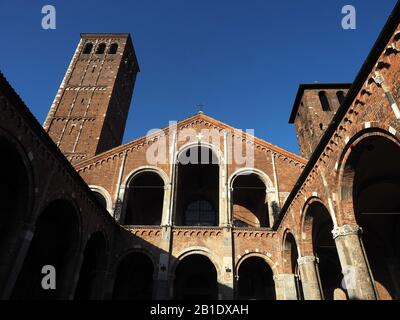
[232,173,269,228]
[319,91,331,111]
[336,91,346,105]
[96,43,106,54]
[83,43,93,54]
[92,191,107,209]
[108,43,118,54]
[185,200,216,226]
[175,145,219,226]
[124,171,165,225]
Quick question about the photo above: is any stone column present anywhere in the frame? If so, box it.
[273,273,298,300]
[153,233,171,300]
[332,224,377,300]
[297,256,323,300]
[0,224,34,299]
[219,227,234,300]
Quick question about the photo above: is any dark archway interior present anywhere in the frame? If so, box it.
[283,233,303,299]
[92,191,107,209]
[348,135,400,299]
[175,146,219,226]
[12,200,79,299]
[307,202,342,300]
[232,174,269,228]
[174,254,218,300]
[124,172,164,225]
[112,252,154,300]
[0,137,29,252]
[74,232,107,300]
[237,257,275,300]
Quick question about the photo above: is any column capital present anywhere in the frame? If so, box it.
[273,273,295,281]
[332,224,361,239]
[297,255,318,266]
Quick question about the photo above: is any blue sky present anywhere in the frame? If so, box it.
[0,0,397,154]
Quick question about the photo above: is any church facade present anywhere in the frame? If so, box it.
[0,2,400,300]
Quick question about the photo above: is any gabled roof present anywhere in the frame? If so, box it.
[75,112,307,168]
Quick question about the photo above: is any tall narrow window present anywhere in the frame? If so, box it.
[83,43,93,54]
[96,43,106,54]
[108,43,118,54]
[336,91,345,105]
[319,91,330,111]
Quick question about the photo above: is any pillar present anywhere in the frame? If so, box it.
[297,256,323,300]
[332,224,377,300]
[273,273,298,300]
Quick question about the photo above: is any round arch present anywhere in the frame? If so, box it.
[336,128,400,299]
[172,247,220,300]
[121,167,167,226]
[229,168,275,228]
[235,253,277,300]
[228,167,274,191]
[337,128,400,225]
[172,247,222,279]
[74,230,109,300]
[281,229,301,272]
[111,248,156,300]
[235,252,278,276]
[89,185,112,213]
[12,198,81,299]
[300,197,342,300]
[176,141,223,165]
[123,166,170,187]
[174,144,221,226]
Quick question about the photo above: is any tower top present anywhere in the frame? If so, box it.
[289,83,352,124]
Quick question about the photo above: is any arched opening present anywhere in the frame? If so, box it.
[82,43,93,54]
[0,137,30,261]
[336,91,346,105]
[237,257,275,300]
[124,171,165,225]
[12,200,80,299]
[74,232,107,300]
[92,191,107,209]
[304,201,342,300]
[108,43,118,54]
[232,173,269,228]
[95,43,106,54]
[319,91,331,111]
[343,134,400,300]
[112,252,154,300]
[175,146,219,226]
[283,233,303,299]
[174,254,218,300]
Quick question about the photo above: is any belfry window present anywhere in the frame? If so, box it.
[83,43,93,54]
[336,91,345,105]
[319,91,331,111]
[96,43,106,54]
[108,43,118,54]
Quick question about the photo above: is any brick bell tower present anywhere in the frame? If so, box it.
[44,33,140,163]
[289,83,351,159]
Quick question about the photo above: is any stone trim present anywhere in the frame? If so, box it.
[332,224,361,239]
